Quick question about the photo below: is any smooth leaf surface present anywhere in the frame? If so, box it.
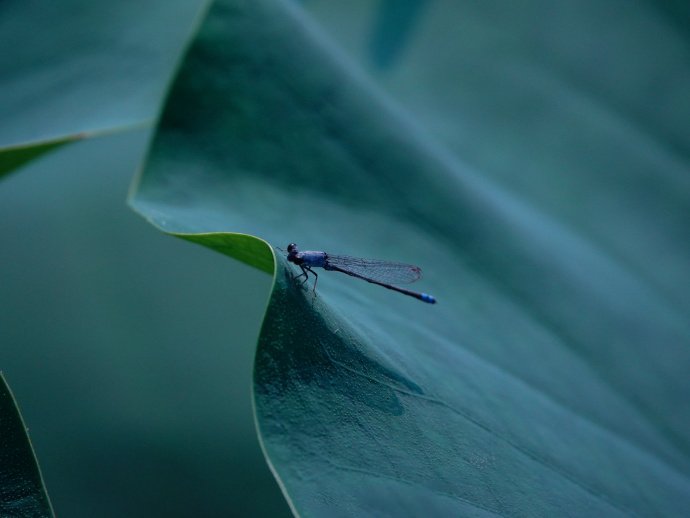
[0,131,289,517]
[0,2,287,515]
[131,0,690,515]
[0,374,53,517]
[0,0,207,167]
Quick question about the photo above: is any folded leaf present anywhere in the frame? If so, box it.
[131,0,690,515]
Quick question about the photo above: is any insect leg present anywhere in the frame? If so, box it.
[306,266,318,292]
[298,265,310,285]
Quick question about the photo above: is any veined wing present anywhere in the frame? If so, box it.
[325,254,422,284]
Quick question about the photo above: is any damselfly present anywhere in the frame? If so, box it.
[285,243,436,304]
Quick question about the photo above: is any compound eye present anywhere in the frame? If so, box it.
[287,243,297,252]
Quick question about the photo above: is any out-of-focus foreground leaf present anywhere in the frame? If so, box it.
[131,0,690,515]
[0,374,53,517]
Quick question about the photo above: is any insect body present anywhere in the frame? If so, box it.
[285,243,436,304]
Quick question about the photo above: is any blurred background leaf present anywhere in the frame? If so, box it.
[0,137,78,180]
[0,130,290,517]
[0,0,208,148]
[0,373,53,517]
[0,0,290,515]
[132,0,690,515]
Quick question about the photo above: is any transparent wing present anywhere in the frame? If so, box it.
[325,255,422,284]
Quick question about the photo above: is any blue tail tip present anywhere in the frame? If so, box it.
[421,293,437,304]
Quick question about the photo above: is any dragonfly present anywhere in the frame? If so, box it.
[285,243,436,304]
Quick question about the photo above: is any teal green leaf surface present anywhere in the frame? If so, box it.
[131,0,690,515]
[0,0,208,147]
[0,374,53,517]
[0,0,207,168]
